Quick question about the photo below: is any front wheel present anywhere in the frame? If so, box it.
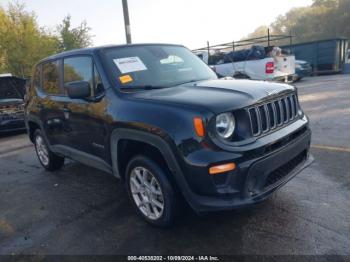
[34,129,65,171]
[125,155,178,227]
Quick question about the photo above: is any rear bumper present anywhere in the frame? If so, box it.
[176,122,313,213]
[273,74,299,83]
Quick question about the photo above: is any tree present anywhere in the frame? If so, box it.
[247,0,350,45]
[0,2,93,77]
[244,26,270,39]
[57,15,92,52]
[312,0,338,8]
[0,7,8,73]
[0,3,59,77]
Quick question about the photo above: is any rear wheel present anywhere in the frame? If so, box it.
[125,155,178,227]
[34,129,64,171]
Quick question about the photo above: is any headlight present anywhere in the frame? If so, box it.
[295,64,302,69]
[216,113,235,139]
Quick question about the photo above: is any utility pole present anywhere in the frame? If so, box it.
[122,0,132,44]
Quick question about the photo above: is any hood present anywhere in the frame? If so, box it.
[0,76,26,100]
[130,79,295,114]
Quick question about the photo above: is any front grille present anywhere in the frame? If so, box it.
[0,104,23,112]
[248,93,299,136]
[264,150,307,189]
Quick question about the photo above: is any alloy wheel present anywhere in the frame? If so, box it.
[129,166,164,220]
[35,135,49,166]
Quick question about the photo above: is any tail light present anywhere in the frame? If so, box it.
[266,62,274,74]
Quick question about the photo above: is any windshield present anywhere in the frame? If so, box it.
[101,45,217,89]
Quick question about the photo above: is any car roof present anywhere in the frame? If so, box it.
[0,73,12,77]
[0,75,26,81]
[38,43,184,64]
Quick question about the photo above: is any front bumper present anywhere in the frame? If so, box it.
[176,120,313,213]
[0,118,26,133]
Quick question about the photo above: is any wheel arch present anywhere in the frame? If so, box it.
[110,128,194,204]
[110,128,178,179]
[27,119,41,143]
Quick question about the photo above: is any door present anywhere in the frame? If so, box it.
[40,60,68,146]
[62,56,108,160]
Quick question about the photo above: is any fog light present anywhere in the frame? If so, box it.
[209,163,236,175]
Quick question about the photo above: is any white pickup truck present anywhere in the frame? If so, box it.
[195,47,297,82]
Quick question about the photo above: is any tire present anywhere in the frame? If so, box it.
[125,155,179,227]
[33,129,65,171]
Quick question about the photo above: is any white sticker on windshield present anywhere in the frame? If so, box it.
[113,57,147,74]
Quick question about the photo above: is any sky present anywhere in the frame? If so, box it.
[0,0,313,49]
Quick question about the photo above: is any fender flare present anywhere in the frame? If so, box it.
[25,115,45,142]
[110,128,179,178]
[110,128,196,205]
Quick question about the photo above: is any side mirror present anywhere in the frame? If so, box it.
[65,81,91,99]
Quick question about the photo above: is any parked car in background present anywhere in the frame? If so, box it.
[0,74,26,133]
[342,49,350,74]
[295,60,312,81]
[25,44,313,227]
[194,46,296,83]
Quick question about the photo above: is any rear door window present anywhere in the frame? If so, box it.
[42,61,60,95]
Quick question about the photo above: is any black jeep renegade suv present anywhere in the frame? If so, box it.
[25,44,313,226]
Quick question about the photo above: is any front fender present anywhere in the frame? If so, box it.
[110,128,198,210]
[110,128,179,178]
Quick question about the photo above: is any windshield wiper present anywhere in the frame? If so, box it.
[175,80,198,86]
[120,85,168,91]
[174,78,209,86]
